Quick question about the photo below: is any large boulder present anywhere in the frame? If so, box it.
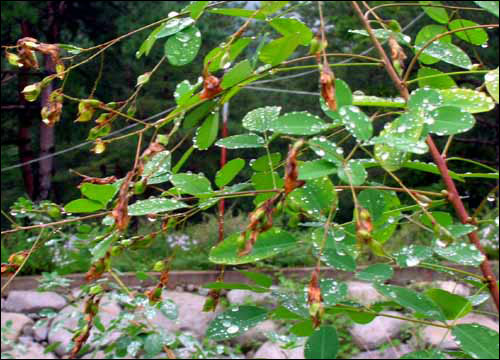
[350,311,406,349]
[346,281,386,306]
[422,314,499,349]
[147,291,220,339]
[4,291,67,313]
[227,289,273,306]
[253,341,304,359]
[47,295,121,356]
[1,312,34,351]
[351,344,413,359]
[233,320,278,346]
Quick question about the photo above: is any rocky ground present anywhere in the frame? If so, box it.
[1,280,498,359]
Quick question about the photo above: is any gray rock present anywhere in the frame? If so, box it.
[434,281,470,297]
[1,312,34,351]
[1,340,57,359]
[227,289,273,305]
[4,291,67,313]
[422,314,499,349]
[147,291,219,339]
[346,281,386,306]
[47,295,121,356]
[351,344,413,359]
[1,298,5,310]
[33,319,51,342]
[350,311,406,349]
[233,320,278,346]
[253,341,304,359]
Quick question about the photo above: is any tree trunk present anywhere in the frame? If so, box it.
[17,21,36,199]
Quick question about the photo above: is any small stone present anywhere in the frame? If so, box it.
[422,314,499,349]
[1,312,34,351]
[350,311,406,349]
[253,341,304,359]
[4,291,67,313]
[346,281,387,306]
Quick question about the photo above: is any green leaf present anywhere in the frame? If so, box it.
[417,42,472,70]
[251,153,281,172]
[352,94,406,108]
[339,105,373,141]
[420,1,449,24]
[215,134,265,148]
[485,67,499,103]
[308,137,344,164]
[251,171,283,204]
[370,136,428,154]
[221,60,252,89]
[417,67,457,89]
[91,233,116,262]
[239,270,273,288]
[206,305,268,340]
[128,198,188,216]
[260,1,289,15]
[298,160,337,180]
[434,242,485,266]
[474,1,499,17]
[338,160,367,185]
[170,173,212,196]
[271,306,304,320]
[395,245,433,267]
[425,288,472,320]
[144,333,164,357]
[194,113,219,150]
[159,298,178,320]
[375,284,445,320]
[174,79,201,105]
[208,8,266,20]
[320,79,354,124]
[142,150,171,185]
[242,106,281,133]
[401,350,447,359]
[288,177,338,221]
[209,228,298,265]
[271,111,330,135]
[64,199,104,213]
[290,320,314,337]
[320,279,348,306]
[136,24,164,59]
[187,1,209,19]
[408,87,443,110]
[80,183,116,206]
[452,324,500,359]
[449,19,488,45]
[438,88,495,113]
[415,25,452,65]
[304,326,339,359]
[204,37,252,72]
[183,100,217,129]
[156,17,195,38]
[202,282,268,293]
[259,36,302,65]
[215,158,245,188]
[165,26,202,66]
[426,106,475,135]
[269,18,313,45]
[349,28,411,45]
[312,229,356,272]
[356,264,394,282]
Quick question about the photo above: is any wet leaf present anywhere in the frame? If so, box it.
[250,153,281,172]
[242,106,281,133]
[215,134,265,148]
[271,111,330,135]
[298,160,337,180]
[269,18,313,45]
[420,1,449,24]
[438,88,495,113]
[485,67,499,103]
[165,26,202,66]
[417,67,457,89]
[221,60,252,89]
[156,17,195,38]
[194,113,219,150]
[425,288,472,320]
[308,137,344,164]
[304,326,339,359]
[356,263,394,282]
[288,177,338,221]
[64,199,105,213]
[259,36,302,65]
[452,324,499,359]
[449,19,488,45]
[426,106,475,135]
[206,306,268,340]
[339,106,373,141]
[338,160,367,185]
[170,173,212,196]
[433,242,485,266]
[80,183,116,206]
[128,198,188,216]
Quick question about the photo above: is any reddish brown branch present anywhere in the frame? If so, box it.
[351,1,499,312]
